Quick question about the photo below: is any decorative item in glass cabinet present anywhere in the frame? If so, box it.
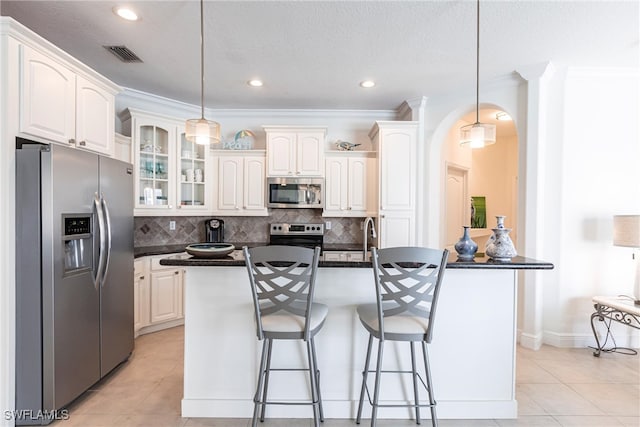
[454,225,478,261]
[486,227,517,261]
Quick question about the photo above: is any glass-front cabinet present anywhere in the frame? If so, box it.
[138,123,172,209]
[122,108,212,215]
[177,128,210,210]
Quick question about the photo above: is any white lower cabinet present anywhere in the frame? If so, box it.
[133,259,150,336]
[323,251,365,262]
[135,255,184,337]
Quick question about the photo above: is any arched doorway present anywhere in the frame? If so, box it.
[443,108,519,253]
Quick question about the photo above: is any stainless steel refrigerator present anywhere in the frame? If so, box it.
[15,140,134,425]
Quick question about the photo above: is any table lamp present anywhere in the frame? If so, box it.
[613,215,640,305]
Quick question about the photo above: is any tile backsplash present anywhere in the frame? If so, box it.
[134,210,367,247]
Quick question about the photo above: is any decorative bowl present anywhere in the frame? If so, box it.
[185,243,235,258]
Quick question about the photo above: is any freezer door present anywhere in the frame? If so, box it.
[99,156,134,376]
[45,145,102,410]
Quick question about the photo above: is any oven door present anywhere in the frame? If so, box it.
[269,234,323,252]
[267,177,323,208]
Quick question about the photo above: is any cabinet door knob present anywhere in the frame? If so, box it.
[296,171,301,175]
[174,271,179,275]
[68,138,76,145]
[139,276,145,280]
[177,205,181,209]
[78,140,86,146]
[348,207,352,210]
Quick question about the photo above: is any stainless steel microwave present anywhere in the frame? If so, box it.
[267,177,324,209]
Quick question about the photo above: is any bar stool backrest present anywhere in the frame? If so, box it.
[244,245,321,341]
[371,246,449,342]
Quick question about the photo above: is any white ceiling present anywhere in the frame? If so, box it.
[2,1,638,111]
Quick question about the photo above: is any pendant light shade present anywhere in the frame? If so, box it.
[185,0,220,145]
[460,0,496,148]
[460,122,496,148]
[186,117,220,146]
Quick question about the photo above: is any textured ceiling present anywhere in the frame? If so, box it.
[1,1,638,111]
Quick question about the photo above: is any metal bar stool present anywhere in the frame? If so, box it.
[243,245,326,427]
[356,246,449,427]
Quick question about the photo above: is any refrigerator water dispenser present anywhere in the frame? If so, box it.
[62,215,93,274]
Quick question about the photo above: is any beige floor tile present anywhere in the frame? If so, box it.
[533,357,639,384]
[436,420,499,426]
[184,418,250,427]
[568,382,640,416]
[56,326,638,427]
[495,416,561,426]
[616,415,640,426]
[515,385,548,416]
[518,384,606,416]
[115,414,188,427]
[50,413,122,427]
[553,415,624,426]
[516,360,560,384]
[136,379,184,415]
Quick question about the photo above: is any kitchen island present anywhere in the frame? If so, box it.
[161,252,552,420]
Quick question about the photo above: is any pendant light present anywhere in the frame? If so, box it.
[185,0,220,145]
[460,0,495,148]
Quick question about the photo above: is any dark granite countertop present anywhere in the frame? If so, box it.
[134,242,265,258]
[158,250,554,270]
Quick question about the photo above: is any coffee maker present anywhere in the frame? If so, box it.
[205,219,225,243]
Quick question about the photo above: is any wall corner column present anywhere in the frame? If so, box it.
[401,96,427,246]
[516,62,555,350]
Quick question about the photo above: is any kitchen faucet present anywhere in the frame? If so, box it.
[363,217,377,259]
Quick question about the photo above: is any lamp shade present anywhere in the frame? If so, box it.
[186,118,221,145]
[460,122,496,148]
[613,215,640,248]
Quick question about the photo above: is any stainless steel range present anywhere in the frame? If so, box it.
[269,223,324,252]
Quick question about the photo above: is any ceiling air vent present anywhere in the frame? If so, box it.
[103,45,142,63]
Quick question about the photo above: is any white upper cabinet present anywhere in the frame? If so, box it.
[264,126,326,177]
[324,152,374,217]
[212,151,268,216]
[19,44,117,156]
[370,121,418,248]
[75,75,115,155]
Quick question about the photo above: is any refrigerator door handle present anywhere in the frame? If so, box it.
[93,192,106,288]
[100,194,113,285]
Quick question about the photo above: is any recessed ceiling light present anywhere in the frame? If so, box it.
[113,7,139,21]
[360,80,376,88]
[496,112,512,121]
[247,79,263,87]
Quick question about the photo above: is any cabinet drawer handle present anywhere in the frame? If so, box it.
[139,276,145,280]
[174,271,179,275]
[68,138,76,145]
[78,140,86,146]
[296,171,301,175]
[348,207,352,210]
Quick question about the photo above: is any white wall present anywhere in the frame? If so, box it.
[542,67,640,347]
